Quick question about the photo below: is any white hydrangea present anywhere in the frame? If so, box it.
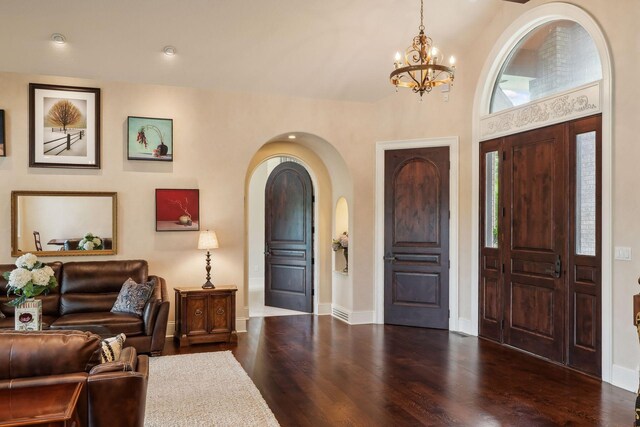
[31,268,51,286]
[83,241,95,251]
[8,268,32,289]
[92,238,102,246]
[42,265,55,277]
[15,253,38,269]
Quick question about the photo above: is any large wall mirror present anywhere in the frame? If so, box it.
[11,191,117,257]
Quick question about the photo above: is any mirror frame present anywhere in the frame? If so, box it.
[11,191,117,257]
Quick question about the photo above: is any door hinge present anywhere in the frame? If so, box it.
[312,288,315,296]
[448,210,451,220]
[500,319,505,329]
[502,207,505,217]
[501,263,505,273]
[312,195,315,203]
[448,260,450,269]
[312,257,315,265]
[502,151,506,161]
[448,309,450,318]
[312,226,315,234]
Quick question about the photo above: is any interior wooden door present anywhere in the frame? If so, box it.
[384,147,450,329]
[264,161,314,313]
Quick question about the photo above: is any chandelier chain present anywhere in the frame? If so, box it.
[419,0,425,31]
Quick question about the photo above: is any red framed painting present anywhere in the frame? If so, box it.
[155,189,199,231]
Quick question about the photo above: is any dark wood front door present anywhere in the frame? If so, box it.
[503,124,567,362]
[265,161,314,313]
[479,115,602,377]
[384,147,450,329]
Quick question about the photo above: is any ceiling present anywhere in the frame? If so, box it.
[0,0,512,102]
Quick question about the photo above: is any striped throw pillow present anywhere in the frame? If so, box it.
[100,333,126,363]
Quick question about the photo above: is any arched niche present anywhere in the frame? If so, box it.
[333,196,349,274]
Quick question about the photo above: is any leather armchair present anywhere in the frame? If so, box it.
[0,330,148,427]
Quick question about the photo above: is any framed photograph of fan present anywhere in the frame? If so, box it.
[29,83,100,168]
[128,116,173,162]
[155,189,199,231]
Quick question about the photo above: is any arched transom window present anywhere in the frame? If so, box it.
[490,20,602,114]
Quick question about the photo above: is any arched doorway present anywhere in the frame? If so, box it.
[243,133,354,322]
[471,3,612,380]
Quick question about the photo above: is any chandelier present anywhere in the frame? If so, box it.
[390,0,456,97]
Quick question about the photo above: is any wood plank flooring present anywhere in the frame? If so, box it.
[163,315,634,426]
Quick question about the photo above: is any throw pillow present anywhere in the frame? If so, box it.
[111,278,155,316]
[100,333,126,363]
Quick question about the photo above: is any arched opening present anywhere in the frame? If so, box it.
[471,3,613,381]
[333,197,349,274]
[243,133,354,323]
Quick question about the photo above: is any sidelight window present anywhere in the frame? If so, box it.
[575,131,597,256]
[484,151,500,248]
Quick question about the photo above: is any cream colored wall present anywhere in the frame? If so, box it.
[0,72,373,328]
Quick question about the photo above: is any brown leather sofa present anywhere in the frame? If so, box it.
[0,330,148,427]
[0,260,169,356]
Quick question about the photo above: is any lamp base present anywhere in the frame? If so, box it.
[202,280,215,289]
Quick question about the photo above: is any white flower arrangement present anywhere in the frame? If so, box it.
[78,233,104,250]
[2,253,58,306]
[332,232,349,251]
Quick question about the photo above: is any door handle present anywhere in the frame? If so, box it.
[545,254,561,278]
[264,243,271,256]
[384,254,396,262]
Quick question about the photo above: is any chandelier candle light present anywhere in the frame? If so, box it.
[198,230,219,289]
[390,0,456,97]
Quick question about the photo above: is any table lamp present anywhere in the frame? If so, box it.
[197,230,219,289]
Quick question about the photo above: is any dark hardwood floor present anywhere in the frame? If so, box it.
[163,315,634,426]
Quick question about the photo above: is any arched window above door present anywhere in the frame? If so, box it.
[490,20,602,114]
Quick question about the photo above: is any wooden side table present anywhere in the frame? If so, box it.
[174,285,238,347]
[0,382,83,426]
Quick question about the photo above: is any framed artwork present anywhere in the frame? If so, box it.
[128,116,173,161]
[29,83,100,168]
[0,109,5,157]
[155,189,199,231]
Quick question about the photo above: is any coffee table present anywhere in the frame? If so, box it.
[0,382,83,426]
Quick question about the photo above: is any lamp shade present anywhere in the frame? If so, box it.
[198,230,219,250]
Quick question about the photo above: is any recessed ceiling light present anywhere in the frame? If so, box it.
[163,46,177,56]
[51,33,66,44]
[288,135,296,139]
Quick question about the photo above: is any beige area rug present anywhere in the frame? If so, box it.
[145,351,279,427]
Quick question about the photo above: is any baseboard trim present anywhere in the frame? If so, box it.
[317,303,332,316]
[166,321,175,338]
[611,364,638,392]
[331,305,374,325]
[457,318,477,336]
[236,317,248,333]
[166,318,247,338]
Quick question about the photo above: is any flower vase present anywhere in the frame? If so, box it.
[178,215,192,226]
[157,142,169,156]
[343,248,348,273]
[15,298,42,331]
